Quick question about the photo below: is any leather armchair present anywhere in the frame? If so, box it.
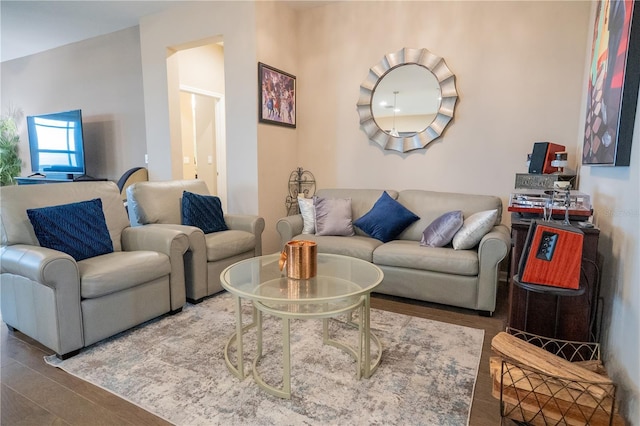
[0,181,189,359]
[126,179,265,303]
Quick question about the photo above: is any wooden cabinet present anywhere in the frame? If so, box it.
[508,215,601,342]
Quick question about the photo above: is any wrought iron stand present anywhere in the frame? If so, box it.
[285,167,316,215]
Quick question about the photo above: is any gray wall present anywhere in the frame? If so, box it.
[1,27,147,181]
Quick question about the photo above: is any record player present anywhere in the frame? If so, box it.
[508,188,592,220]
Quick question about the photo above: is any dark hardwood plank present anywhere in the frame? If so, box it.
[1,383,67,425]
[2,361,139,426]
[1,328,171,426]
[2,331,168,425]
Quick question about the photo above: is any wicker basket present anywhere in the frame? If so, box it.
[490,328,624,425]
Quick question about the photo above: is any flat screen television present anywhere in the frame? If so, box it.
[26,109,86,179]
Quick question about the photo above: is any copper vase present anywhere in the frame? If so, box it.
[279,240,317,279]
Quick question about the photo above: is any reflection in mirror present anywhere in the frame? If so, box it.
[372,65,441,137]
[357,47,458,153]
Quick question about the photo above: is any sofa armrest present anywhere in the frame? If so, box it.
[1,244,78,285]
[128,224,208,302]
[476,224,511,313]
[224,214,266,256]
[0,244,83,355]
[121,227,189,311]
[276,215,304,248]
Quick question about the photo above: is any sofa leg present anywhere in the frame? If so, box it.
[478,310,494,317]
[187,297,204,305]
[169,307,183,315]
[57,349,81,360]
[6,324,16,332]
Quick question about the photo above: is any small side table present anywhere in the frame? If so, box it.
[508,217,601,342]
[512,275,585,339]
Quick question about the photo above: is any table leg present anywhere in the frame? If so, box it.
[524,290,530,331]
[554,295,561,338]
[234,296,245,379]
[323,317,328,342]
[282,317,291,397]
[251,311,293,399]
[256,306,263,358]
[363,294,371,378]
[223,295,247,380]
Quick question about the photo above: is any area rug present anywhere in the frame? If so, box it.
[45,293,484,426]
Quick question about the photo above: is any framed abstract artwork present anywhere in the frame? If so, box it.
[258,62,296,128]
[583,0,640,166]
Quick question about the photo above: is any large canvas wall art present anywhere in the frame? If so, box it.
[583,0,640,166]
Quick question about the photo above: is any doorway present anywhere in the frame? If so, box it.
[168,39,227,208]
[179,87,226,203]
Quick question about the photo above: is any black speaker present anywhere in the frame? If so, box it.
[528,142,566,174]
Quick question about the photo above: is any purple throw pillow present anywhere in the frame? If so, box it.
[314,197,355,236]
[420,210,464,247]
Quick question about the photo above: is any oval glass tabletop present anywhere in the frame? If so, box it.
[220,253,383,305]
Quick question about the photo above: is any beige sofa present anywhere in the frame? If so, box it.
[277,188,510,315]
[126,179,265,303]
[0,181,189,358]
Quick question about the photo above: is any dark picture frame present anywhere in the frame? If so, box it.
[258,62,296,128]
[583,0,640,166]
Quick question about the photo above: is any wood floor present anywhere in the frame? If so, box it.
[1,280,512,426]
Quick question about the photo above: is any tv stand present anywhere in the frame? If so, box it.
[16,175,107,185]
[73,174,98,181]
[16,176,72,185]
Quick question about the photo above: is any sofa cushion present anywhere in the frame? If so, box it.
[354,191,419,243]
[79,251,171,298]
[373,240,479,276]
[291,234,382,262]
[314,197,355,236]
[181,191,228,234]
[420,210,463,247]
[452,209,498,250]
[27,198,114,261]
[205,230,256,262]
[298,196,315,234]
[127,179,210,226]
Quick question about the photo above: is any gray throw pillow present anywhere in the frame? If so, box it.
[298,196,315,234]
[452,209,498,250]
[314,197,355,236]
[420,210,464,247]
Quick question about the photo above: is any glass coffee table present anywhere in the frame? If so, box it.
[220,253,384,399]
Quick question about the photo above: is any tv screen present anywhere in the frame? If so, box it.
[26,109,86,178]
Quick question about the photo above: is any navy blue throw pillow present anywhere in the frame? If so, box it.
[181,191,228,234]
[27,198,114,261]
[353,191,420,243]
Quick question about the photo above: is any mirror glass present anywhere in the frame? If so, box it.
[372,65,441,137]
[357,47,458,153]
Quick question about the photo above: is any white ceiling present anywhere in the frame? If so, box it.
[1,0,329,63]
[1,1,185,62]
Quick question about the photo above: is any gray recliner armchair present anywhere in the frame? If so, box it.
[126,179,265,303]
[0,181,189,359]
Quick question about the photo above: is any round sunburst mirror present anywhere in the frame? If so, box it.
[357,47,459,153]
